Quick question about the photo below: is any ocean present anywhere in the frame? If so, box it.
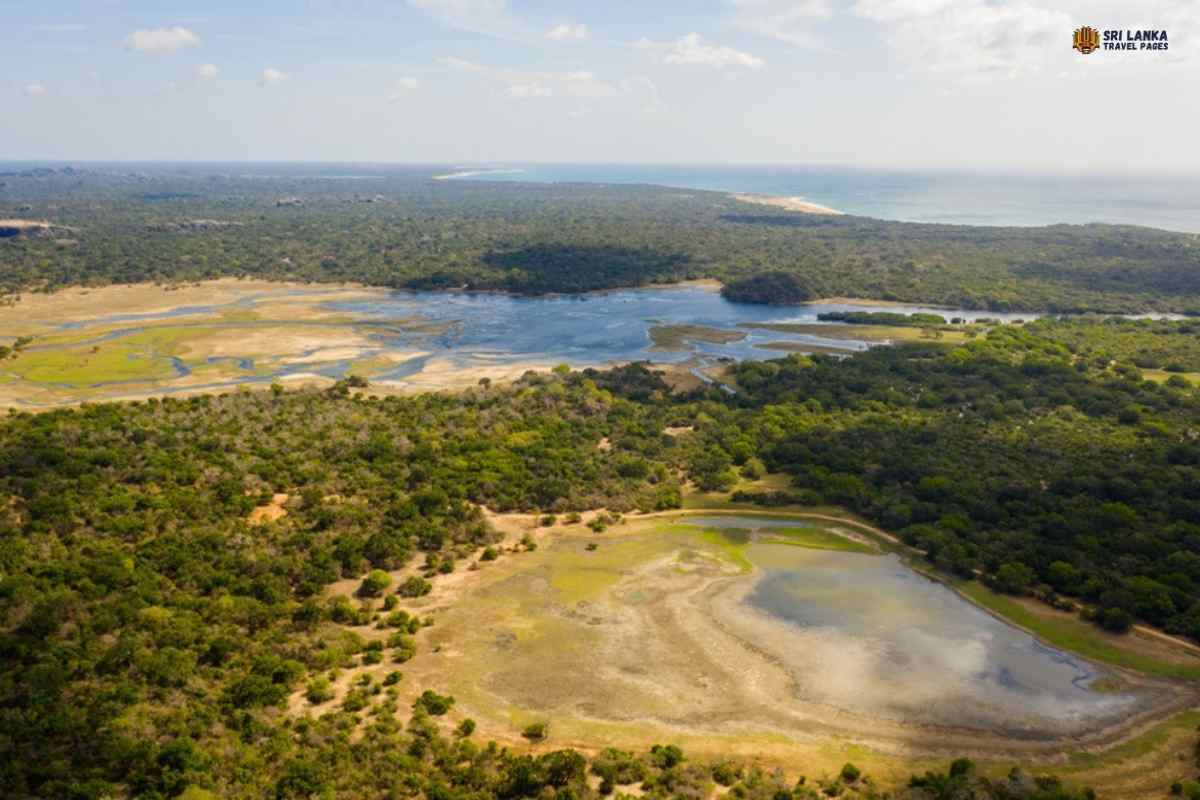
[439,163,1200,234]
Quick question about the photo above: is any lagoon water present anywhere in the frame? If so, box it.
[10,283,1034,404]
[321,286,1030,381]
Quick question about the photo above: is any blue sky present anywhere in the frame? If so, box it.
[3,1,1198,169]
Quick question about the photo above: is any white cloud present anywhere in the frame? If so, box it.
[196,63,219,79]
[261,68,288,85]
[545,23,589,41]
[441,57,660,115]
[850,0,1200,80]
[390,77,421,100]
[123,26,200,54]
[442,57,613,99]
[23,84,47,97]
[406,0,518,38]
[851,0,1066,79]
[637,33,766,69]
[729,0,833,46]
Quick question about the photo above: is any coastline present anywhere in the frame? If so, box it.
[730,192,843,216]
[433,168,526,181]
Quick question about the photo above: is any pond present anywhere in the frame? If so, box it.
[688,517,1137,737]
[407,514,1155,752]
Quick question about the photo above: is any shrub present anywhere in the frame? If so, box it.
[305,677,334,704]
[359,569,391,597]
[521,720,549,742]
[413,689,455,716]
[397,576,432,598]
[649,744,683,769]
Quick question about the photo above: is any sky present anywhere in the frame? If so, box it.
[3,0,1199,170]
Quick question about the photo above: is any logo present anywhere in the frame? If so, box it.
[1073,26,1100,54]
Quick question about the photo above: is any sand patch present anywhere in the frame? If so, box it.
[375,357,606,394]
[196,326,370,359]
[731,194,842,216]
[1,278,385,329]
[286,347,371,365]
[248,493,290,525]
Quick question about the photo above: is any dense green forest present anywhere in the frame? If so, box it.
[3,165,1200,312]
[2,317,1198,797]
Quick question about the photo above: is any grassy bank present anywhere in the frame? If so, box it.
[959,582,1200,681]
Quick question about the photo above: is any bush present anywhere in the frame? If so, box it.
[591,748,646,786]
[342,689,369,712]
[413,689,455,715]
[712,762,742,786]
[839,763,860,783]
[397,576,432,598]
[649,744,683,769]
[359,569,391,597]
[305,677,334,704]
[1099,607,1133,633]
[522,720,549,741]
[392,637,417,663]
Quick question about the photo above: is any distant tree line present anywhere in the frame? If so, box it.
[3,167,1200,312]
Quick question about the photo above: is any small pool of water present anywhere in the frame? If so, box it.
[684,516,1137,736]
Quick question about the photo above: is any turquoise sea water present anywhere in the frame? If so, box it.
[441,163,1200,234]
[8,161,1198,232]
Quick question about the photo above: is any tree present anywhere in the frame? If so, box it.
[993,563,1036,595]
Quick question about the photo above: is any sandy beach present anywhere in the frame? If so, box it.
[731,193,843,216]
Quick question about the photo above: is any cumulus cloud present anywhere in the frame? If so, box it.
[23,84,47,97]
[196,63,219,79]
[545,23,588,41]
[728,0,833,46]
[260,68,288,85]
[636,33,766,69]
[124,26,200,54]
[389,77,421,100]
